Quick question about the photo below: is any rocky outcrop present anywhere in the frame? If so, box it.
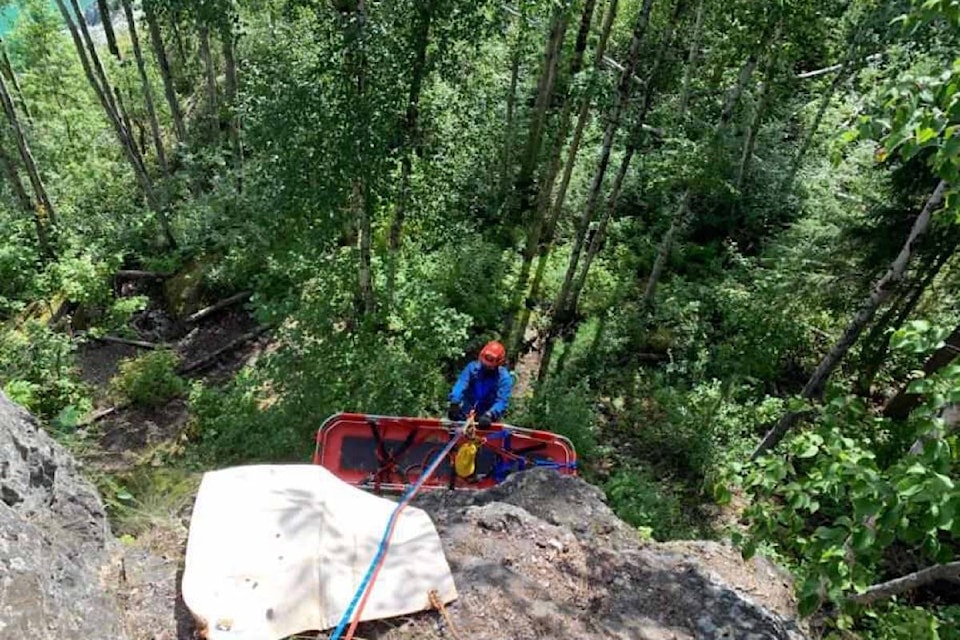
[0,391,128,639]
[401,469,807,640]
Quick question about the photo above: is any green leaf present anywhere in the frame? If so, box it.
[797,443,819,458]
[916,126,939,144]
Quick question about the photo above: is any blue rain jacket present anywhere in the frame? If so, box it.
[448,361,513,420]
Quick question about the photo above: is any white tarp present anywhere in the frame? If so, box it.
[181,464,458,639]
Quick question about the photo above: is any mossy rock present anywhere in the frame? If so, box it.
[163,255,218,320]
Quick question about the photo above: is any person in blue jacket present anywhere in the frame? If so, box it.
[447,340,513,428]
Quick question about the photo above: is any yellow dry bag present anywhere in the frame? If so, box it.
[455,441,479,478]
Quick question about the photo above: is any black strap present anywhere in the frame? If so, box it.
[368,419,419,489]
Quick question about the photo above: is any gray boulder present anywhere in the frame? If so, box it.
[0,391,128,639]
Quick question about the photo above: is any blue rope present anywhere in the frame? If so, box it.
[328,428,462,640]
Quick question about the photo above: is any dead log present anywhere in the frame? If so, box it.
[186,291,252,324]
[178,326,270,374]
[115,269,171,280]
[78,404,127,426]
[96,335,170,349]
[846,562,960,606]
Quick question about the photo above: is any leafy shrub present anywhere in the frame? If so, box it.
[511,375,598,462]
[187,375,296,465]
[110,350,185,407]
[0,322,90,420]
[604,466,705,541]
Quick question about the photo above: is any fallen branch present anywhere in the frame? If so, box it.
[795,53,882,79]
[78,404,128,426]
[847,562,960,606]
[178,325,270,374]
[115,269,171,280]
[96,335,170,350]
[186,291,252,325]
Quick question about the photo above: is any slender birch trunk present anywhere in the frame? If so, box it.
[0,39,31,123]
[734,48,777,194]
[55,0,176,248]
[753,181,949,458]
[198,24,219,144]
[506,0,597,351]
[568,0,686,313]
[514,0,619,360]
[500,25,523,202]
[0,70,55,226]
[97,0,121,61]
[678,0,705,119]
[538,0,656,381]
[222,24,242,178]
[0,140,49,257]
[144,3,186,143]
[856,250,951,395]
[513,6,570,217]
[121,0,168,176]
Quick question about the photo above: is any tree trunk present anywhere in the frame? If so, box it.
[343,0,375,316]
[554,0,654,316]
[642,29,771,309]
[121,0,168,176]
[856,249,952,395]
[97,0,121,61]
[539,0,655,381]
[734,49,777,195]
[780,29,864,193]
[69,0,123,123]
[753,180,949,458]
[846,562,960,606]
[0,140,49,257]
[55,0,176,249]
[513,0,619,361]
[644,191,691,304]
[198,25,219,143]
[884,322,960,420]
[145,3,186,143]
[678,0,705,119]
[222,26,242,180]
[506,0,597,351]
[0,69,55,227]
[568,0,685,313]
[387,2,433,308]
[500,26,523,203]
[512,6,570,218]
[0,39,31,123]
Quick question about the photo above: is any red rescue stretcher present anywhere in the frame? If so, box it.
[313,412,577,493]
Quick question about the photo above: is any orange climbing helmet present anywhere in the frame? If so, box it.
[478,340,506,369]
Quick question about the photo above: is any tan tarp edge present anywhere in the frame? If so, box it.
[181,464,458,639]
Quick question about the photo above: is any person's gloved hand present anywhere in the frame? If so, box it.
[447,402,461,421]
[477,413,493,429]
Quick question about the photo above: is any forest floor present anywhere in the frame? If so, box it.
[74,290,268,473]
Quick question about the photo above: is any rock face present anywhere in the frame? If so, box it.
[0,391,128,639]
[399,469,808,640]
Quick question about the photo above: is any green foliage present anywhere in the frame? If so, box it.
[0,321,89,419]
[604,466,706,541]
[110,350,186,408]
[853,603,960,640]
[511,375,598,461]
[732,328,960,619]
[96,467,200,538]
